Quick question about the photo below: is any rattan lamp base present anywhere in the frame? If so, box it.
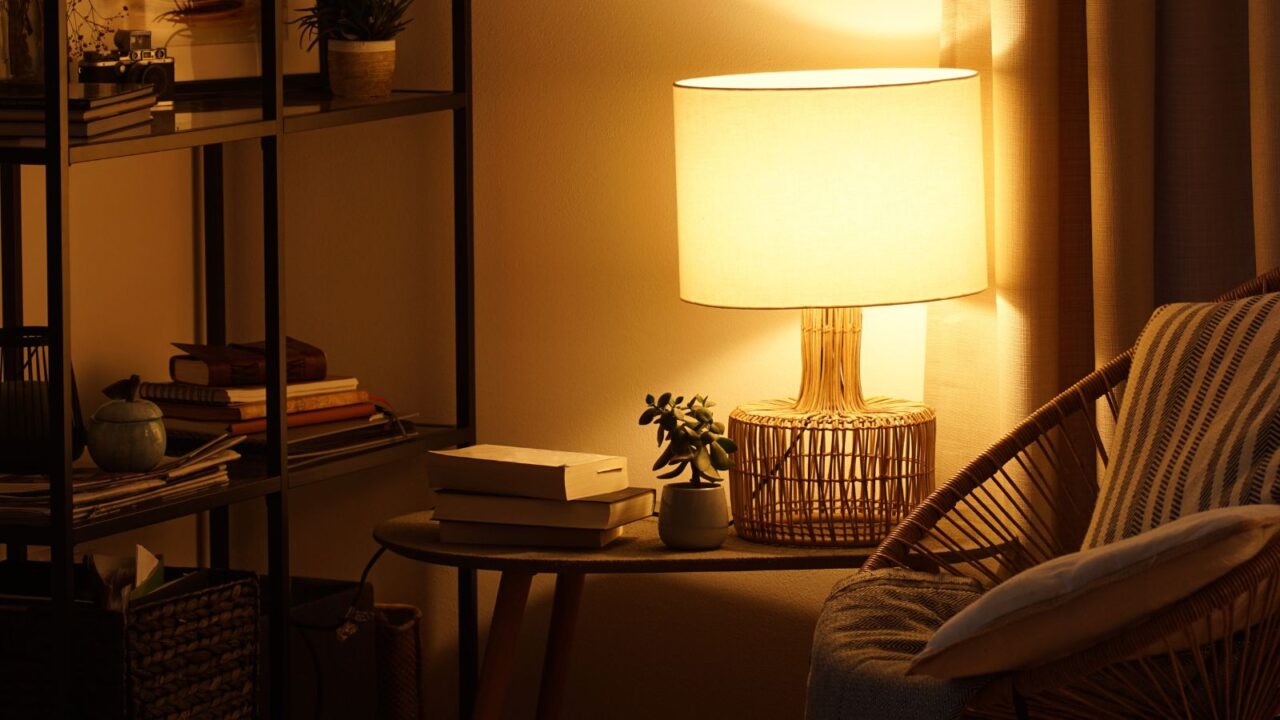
[726,307,936,546]
[729,398,936,546]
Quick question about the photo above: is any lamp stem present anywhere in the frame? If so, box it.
[794,307,867,414]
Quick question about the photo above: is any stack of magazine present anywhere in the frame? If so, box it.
[0,436,243,522]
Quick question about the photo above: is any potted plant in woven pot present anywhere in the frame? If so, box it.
[292,0,413,98]
[639,393,737,550]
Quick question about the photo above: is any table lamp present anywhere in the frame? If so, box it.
[672,68,986,546]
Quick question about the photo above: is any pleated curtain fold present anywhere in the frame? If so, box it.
[927,0,1280,479]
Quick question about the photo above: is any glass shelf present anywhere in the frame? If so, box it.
[0,89,467,165]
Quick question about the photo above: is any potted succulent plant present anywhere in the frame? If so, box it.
[292,0,413,98]
[639,393,737,550]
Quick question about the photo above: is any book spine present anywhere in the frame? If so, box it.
[140,382,229,405]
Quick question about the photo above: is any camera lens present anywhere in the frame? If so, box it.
[129,50,141,62]
[155,48,166,59]
[139,63,172,98]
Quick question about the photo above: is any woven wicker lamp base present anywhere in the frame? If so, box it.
[728,307,936,546]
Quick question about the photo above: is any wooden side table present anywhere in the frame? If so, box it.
[374,513,893,720]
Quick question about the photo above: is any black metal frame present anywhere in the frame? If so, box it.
[0,0,476,713]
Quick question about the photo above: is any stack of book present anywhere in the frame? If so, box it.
[0,83,157,138]
[0,436,242,522]
[426,445,653,548]
[143,338,415,461]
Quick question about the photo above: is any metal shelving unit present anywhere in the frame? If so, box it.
[0,0,476,714]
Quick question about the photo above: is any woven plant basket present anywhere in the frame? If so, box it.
[328,39,396,98]
[375,603,423,720]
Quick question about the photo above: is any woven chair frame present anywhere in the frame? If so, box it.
[861,266,1280,719]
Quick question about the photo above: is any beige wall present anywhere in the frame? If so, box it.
[2,2,944,718]
[471,2,941,718]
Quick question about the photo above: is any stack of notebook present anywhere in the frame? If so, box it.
[0,83,157,138]
[426,445,653,548]
[0,436,242,522]
[143,338,412,460]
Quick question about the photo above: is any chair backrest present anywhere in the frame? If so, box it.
[863,267,1280,582]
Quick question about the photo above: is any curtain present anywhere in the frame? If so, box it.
[926,0,1280,479]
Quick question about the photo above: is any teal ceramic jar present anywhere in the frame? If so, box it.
[88,392,166,473]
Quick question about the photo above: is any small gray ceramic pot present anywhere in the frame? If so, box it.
[658,482,729,550]
[88,397,166,472]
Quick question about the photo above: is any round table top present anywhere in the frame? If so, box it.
[373,512,880,574]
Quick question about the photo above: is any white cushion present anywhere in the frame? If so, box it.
[909,504,1280,678]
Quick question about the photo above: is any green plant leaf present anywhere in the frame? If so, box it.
[657,462,687,479]
[693,446,712,474]
[715,436,737,453]
[656,425,665,445]
[652,442,676,471]
[645,393,655,405]
[710,422,725,434]
[638,407,660,425]
[658,392,672,408]
[709,442,733,470]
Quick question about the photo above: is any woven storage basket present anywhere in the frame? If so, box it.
[376,603,424,720]
[0,561,259,719]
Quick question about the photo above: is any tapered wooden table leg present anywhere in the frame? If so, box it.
[535,573,586,720]
[473,571,534,720]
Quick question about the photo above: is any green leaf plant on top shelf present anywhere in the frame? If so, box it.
[639,393,737,550]
[290,0,413,98]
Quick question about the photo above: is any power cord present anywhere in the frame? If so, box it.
[290,545,387,720]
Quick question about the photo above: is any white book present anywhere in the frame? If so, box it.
[426,445,628,500]
[432,487,654,530]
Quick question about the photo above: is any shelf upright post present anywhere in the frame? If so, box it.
[260,0,290,711]
[201,144,232,569]
[451,1,479,716]
[42,0,74,709]
[1,162,26,562]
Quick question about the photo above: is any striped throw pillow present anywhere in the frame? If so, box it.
[1083,292,1280,548]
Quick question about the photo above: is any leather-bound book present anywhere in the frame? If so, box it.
[169,337,327,386]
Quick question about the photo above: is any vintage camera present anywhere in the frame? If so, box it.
[79,30,176,101]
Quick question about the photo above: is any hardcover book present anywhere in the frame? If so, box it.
[0,82,156,109]
[436,520,626,548]
[155,390,370,421]
[162,402,377,438]
[0,94,157,123]
[432,487,654,530]
[169,337,327,386]
[140,376,359,405]
[0,107,153,137]
[426,445,629,501]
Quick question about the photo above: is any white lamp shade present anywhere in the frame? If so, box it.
[673,68,987,309]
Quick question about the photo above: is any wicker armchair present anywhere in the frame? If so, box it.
[862,267,1280,719]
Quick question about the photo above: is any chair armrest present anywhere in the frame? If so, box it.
[863,353,1132,586]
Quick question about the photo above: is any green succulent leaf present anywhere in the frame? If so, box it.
[656,462,688,479]
[652,442,677,471]
[715,436,737,453]
[657,392,672,408]
[693,446,712,473]
[638,407,661,425]
[645,393,655,405]
[709,442,733,470]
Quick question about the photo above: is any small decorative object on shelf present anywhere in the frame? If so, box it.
[0,327,86,474]
[88,375,167,473]
[291,0,414,98]
[78,30,177,102]
[639,393,736,550]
